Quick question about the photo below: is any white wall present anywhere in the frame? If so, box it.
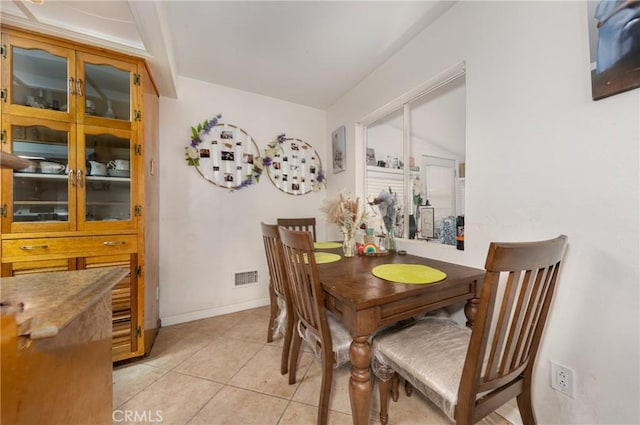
[159,76,327,325]
[327,2,639,424]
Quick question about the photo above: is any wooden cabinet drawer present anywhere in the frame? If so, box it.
[2,235,137,262]
[2,258,74,276]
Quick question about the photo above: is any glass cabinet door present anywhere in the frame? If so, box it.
[3,116,76,233]
[78,125,135,231]
[2,35,76,122]
[76,52,137,129]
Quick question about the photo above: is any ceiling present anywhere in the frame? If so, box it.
[1,0,454,109]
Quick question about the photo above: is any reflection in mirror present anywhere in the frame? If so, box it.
[365,108,405,236]
[365,72,466,246]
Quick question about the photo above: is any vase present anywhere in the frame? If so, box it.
[387,229,396,252]
[342,233,356,257]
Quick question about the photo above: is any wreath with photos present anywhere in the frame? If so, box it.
[185,114,265,191]
[185,114,326,193]
[265,137,326,194]
[185,114,221,167]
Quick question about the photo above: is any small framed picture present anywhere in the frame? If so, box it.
[366,148,376,166]
[199,148,210,158]
[332,125,346,174]
[243,153,254,164]
[220,130,234,139]
[418,206,435,239]
[221,151,235,161]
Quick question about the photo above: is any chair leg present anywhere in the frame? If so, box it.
[317,357,333,425]
[280,307,294,375]
[516,378,536,425]
[391,373,399,402]
[288,323,302,385]
[378,375,391,425]
[267,285,277,343]
[405,380,413,397]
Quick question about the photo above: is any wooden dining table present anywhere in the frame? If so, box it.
[315,247,486,425]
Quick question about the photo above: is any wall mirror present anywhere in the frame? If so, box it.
[364,66,466,246]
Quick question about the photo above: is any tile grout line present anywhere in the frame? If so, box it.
[112,363,170,410]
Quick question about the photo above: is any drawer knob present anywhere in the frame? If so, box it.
[103,241,126,246]
[19,245,49,250]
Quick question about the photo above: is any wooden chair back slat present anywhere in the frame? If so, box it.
[456,235,567,423]
[500,270,534,375]
[278,227,329,341]
[278,218,317,242]
[518,264,558,366]
[261,223,289,300]
[485,269,521,380]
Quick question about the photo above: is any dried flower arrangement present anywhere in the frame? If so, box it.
[321,190,366,237]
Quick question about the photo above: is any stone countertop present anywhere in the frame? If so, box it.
[0,152,32,170]
[0,267,127,339]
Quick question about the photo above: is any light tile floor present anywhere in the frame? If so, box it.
[113,306,512,425]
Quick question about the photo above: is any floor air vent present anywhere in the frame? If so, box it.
[234,270,258,286]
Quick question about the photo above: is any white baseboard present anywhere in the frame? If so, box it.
[160,297,271,327]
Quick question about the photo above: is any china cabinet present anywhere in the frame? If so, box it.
[0,26,159,362]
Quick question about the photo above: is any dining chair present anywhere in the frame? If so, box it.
[261,223,294,375]
[277,217,317,242]
[372,235,568,425]
[278,227,351,425]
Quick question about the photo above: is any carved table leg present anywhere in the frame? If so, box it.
[349,336,372,425]
[464,297,479,328]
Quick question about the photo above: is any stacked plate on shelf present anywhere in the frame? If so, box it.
[107,169,130,177]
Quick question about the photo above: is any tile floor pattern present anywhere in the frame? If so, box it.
[113,306,512,425]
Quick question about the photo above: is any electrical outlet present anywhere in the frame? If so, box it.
[551,361,574,398]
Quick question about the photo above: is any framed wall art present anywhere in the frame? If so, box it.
[587,0,640,100]
[366,148,376,166]
[332,125,346,174]
[418,206,435,239]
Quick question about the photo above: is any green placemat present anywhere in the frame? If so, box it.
[372,264,447,284]
[303,252,342,264]
[314,241,342,249]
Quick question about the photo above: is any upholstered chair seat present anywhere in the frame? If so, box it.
[297,311,352,369]
[372,317,471,420]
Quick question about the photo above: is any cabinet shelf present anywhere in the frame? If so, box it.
[13,138,67,145]
[86,201,129,206]
[86,175,130,182]
[13,172,131,182]
[14,201,68,205]
[14,172,68,179]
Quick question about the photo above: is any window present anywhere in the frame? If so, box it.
[362,64,466,245]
